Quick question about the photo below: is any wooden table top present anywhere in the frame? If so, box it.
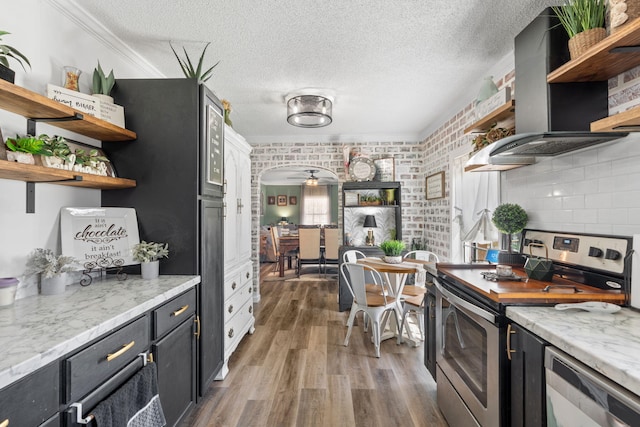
[357,257,421,274]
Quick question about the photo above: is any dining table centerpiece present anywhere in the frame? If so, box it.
[379,239,406,264]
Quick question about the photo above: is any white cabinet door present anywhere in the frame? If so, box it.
[224,146,239,267]
[237,152,252,261]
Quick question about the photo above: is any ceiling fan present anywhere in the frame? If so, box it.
[287,169,324,185]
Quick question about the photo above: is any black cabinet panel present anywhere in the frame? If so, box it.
[424,290,436,379]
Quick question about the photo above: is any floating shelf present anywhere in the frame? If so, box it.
[591,104,640,131]
[464,100,515,134]
[548,18,640,83]
[0,79,136,141]
[0,160,136,190]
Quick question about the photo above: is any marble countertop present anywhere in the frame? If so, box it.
[507,305,640,396]
[0,274,200,390]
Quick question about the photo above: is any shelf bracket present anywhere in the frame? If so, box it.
[26,175,83,213]
[26,113,84,135]
[609,46,640,54]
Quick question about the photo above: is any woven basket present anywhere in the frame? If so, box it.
[568,27,607,59]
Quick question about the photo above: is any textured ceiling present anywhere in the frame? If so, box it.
[69,0,559,144]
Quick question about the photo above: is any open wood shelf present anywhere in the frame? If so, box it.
[464,100,515,134]
[591,104,640,131]
[0,79,136,141]
[548,18,640,83]
[0,160,136,189]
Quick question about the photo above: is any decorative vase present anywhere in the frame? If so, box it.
[93,94,114,104]
[475,76,499,105]
[0,64,15,84]
[568,28,607,60]
[62,66,81,91]
[383,256,402,264]
[384,189,395,204]
[141,260,160,280]
[41,272,68,295]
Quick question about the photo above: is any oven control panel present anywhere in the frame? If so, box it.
[522,230,630,275]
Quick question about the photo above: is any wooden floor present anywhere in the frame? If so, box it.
[182,264,448,427]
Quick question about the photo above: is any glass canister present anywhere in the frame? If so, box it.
[0,277,18,306]
[62,66,82,91]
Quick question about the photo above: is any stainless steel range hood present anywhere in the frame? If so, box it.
[466,8,628,172]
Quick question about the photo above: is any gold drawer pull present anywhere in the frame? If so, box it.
[228,304,234,314]
[231,282,237,290]
[194,316,201,339]
[228,328,234,338]
[107,341,135,362]
[1,418,9,427]
[506,324,517,361]
[172,304,189,317]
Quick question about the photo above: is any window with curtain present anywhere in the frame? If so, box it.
[300,185,330,225]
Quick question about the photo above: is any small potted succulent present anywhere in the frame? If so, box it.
[170,41,220,83]
[92,61,116,103]
[379,239,406,264]
[132,241,169,279]
[24,248,78,295]
[4,135,51,164]
[492,203,528,265]
[0,30,31,83]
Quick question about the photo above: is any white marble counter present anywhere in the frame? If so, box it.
[0,274,200,390]
[507,306,640,396]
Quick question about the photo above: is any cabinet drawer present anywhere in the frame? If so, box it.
[241,264,253,286]
[224,272,242,300]
[153,288,196,339]
[224,300,254,350]
[0,361,59,427]
[224,281,252,324]
[65,315,150,403]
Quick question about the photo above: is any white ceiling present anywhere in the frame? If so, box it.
[70,0,559,144]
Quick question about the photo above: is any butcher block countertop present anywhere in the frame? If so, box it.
[437,264,625,305]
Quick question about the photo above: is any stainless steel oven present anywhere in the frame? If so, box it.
[435,278,506,427]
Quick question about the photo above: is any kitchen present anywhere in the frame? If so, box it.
[3,0,640,426]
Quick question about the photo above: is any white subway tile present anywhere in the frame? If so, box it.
[612,191,640,208]
[585,193,612,209]
[562,195,585,209]
[573,209,598,223]
[597,208,628,225]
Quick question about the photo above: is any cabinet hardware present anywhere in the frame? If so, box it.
[228,328,234,338]
[232,282,237,290]
[223,179,227,195]
[248,286,252,293]
[194,316,201,339]
[228,305,234,313]
[0,418,9,427]
[506,324,517,361]
[249,305,253,314]
[106,340,135,362]
[171,305,189,317]
[246,272,250,279]
[429,301,436,318]
[223,202,227,219]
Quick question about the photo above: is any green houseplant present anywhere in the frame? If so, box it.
[492,203,528,265]
[0,30,31,83]
[4,135,51,164]
[41,135,72,161]
[133,241,169,279]
[552,0,607,59]
[170,42,220,83]
[25,248,78,295]
[92,61,116,102]
[379,239,406,264]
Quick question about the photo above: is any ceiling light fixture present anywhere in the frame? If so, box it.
[305,170,319,186]
[287,95,332,128]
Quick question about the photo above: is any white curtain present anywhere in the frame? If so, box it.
[301,185,330,225]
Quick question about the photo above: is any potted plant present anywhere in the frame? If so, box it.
[379,239,406,264]
[73,147,110,175]
[170,41,220,83]
[40,134,72,167]
[552,0,607,60]
[491,203,528,265]
[92,61,116,103]
[4,135,51,164]
[0,30,30,83]
[132,241,169,279]
[24,248,78,295]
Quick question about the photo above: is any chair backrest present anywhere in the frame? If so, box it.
[298,227,321,260]
[323,227,340,260]
[270,226,280,253]
[340,262,387,307]
[403,250,440,263]
[343,249,366,263]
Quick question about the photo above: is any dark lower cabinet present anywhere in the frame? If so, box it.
[153,315,197,427]
[509,322,547,427]
[423,289,436,379]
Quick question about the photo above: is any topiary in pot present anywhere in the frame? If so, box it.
[379,239,406,264]
[492,203,528,265]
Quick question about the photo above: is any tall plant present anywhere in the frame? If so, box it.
[552,0,607,38]
[0,30,30,71]
[170,42,220,83]
[92,62,115,96]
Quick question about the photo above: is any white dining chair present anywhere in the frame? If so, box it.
[341,262,400,358]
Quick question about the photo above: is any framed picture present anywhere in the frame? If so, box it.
[268,196,276,205]
[426,171,445,200]
[277,195,287,206]
[206,104,224,186]
[289,196,297,205]
[373,156,395,181]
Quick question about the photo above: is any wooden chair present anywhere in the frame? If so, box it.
[322,227,340,277]
[341,262,400,358]
[270,226,295,273]
[296,226,322,277]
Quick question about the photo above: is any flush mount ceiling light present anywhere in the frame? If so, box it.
[287,95,332,128]
[305,170,319,186]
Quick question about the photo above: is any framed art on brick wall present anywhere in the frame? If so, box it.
[426,171,445,200]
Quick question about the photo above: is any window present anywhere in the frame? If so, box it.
[301,185,330,225]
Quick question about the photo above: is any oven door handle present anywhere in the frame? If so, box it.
[435,278,496,323]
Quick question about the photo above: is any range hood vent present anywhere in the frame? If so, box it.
[466,8,628,171]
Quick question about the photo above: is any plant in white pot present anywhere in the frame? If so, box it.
[133,241,169,280]
[379,239,406,264]
[92,61,115,103]
[491,203,528,265]
[25,248,78,295]
[4,135,52,164]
